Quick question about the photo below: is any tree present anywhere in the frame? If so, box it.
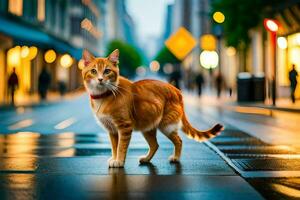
[211,0,281,71]
[154,46,180,69]
[106,40,142,77]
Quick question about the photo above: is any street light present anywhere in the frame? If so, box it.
[213,11,225,24]
[264,18,279,106]
[212,11,225,74]
[200,50,219,72]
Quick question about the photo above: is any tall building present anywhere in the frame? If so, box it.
[0,0,105,105]
[106,0,137,48]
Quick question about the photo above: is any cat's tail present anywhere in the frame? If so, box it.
[181,112,224,142]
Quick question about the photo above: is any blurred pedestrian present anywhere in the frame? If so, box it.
[215,72,223,98]
[58,81,67,96]
[38,67,51,100]
[169,63,182,89]
[195,72,204,97]
[289,64,298,103]
[7,67,19,106]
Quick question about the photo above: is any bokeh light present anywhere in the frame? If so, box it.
[20,46,29,58]
[150,60,160,72]
[199,50,219,69]
[163,63,174,74]
[78,59,85,70]
[28,46,38,60]
[7,46,21,66]
[44,50,57,63]
[277,37,287,49]
[213,11,225,24]
[226,46,236,56]
[264,19,278,32]
[60,54,73,68]
[136,66,147,77]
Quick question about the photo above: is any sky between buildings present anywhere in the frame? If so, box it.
[127,0,174,53]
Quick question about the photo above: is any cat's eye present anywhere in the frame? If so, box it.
[103,68,111,75]
[91,69,97,75]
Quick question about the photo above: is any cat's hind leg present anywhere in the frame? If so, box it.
[139,129,159,164]
[165,131,182,163]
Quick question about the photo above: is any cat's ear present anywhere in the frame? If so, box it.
[108,49,119,65]
[82,49,94,66]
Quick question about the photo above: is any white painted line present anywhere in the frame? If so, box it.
[8,119,34,130]
[54,117,77,130]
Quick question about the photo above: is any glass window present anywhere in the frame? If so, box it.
[9,0,23,16]
[38,0,45,21]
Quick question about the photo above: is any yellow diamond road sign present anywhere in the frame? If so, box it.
[165,27,197,60]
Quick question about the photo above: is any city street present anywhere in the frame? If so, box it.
[1,93,300,199]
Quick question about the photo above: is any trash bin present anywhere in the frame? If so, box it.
[253,74,265,102]
[237,72,253,102]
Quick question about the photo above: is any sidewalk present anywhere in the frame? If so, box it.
[0,89,85,109]
[183,92,300,147]
[191,87,300,112]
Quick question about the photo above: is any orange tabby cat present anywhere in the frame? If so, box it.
[82,49,224,168]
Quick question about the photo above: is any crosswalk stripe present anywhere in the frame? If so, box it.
[54,117,77,130]
[8,119,34,130]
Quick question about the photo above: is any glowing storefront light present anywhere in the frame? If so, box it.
[60,54,73,68]
[44,50,56,63]
[20,46,29,58]
[28,46,38,60]
[277,37,287,49]
[226,46,236,56]
[78,59,85,70]
[200,50,219,69]
[7,46,21,66]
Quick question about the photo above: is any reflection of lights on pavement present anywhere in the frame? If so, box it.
[28,46,38,60]
[199,50,218,69]
[60,54,73,68]
[78,59,85,70]
[21,46,29,58]
[44,49,57,63]
[163,63,173,74]
[16,107,25,114]
[277,37,287,49]
[226,47,236,56]
[55,117,77,130]
[150,60,160,72]
[271,183,300,198]
[136,66,146,77]
[8,119,34,130]
[213,11,225,23]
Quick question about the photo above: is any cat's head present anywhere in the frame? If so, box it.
[81,49,119,95]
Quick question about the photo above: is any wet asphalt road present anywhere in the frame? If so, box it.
[0,93,299,199]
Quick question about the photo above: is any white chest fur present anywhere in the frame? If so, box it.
[94,113,118,134]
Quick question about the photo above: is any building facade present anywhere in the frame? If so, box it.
[0,0,105,105]
[106,0,137,48]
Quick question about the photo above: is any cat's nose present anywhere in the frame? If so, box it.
[98,78,103,83]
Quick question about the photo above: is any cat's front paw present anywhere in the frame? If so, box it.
[169,155,180,163]
[108,159,124,168]
[139,156,150,164]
